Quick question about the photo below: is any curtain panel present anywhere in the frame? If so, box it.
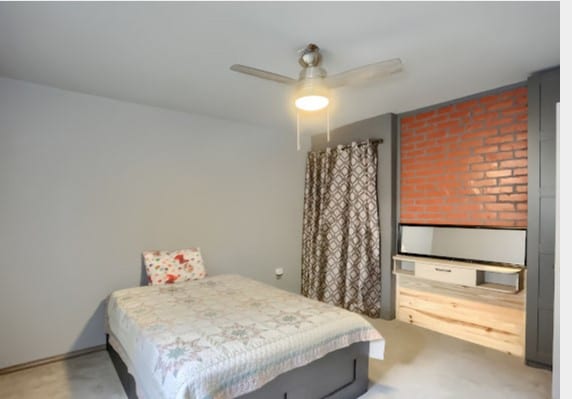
[301,142,381,317]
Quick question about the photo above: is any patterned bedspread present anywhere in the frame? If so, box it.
[106,274,384,399]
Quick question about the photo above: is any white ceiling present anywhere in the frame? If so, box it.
[0,2,560,133]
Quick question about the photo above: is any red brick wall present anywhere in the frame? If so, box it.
[400,86,528,227]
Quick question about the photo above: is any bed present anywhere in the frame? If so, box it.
[106,274,385,399]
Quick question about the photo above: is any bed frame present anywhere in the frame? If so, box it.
[106,335,369,399]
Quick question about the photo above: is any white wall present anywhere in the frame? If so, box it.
[0,78,307,368]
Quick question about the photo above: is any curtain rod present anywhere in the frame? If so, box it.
[312,139,383,153]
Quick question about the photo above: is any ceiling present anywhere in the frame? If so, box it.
[0,2,560,133]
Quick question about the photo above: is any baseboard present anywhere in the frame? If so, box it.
[0,345,106,375]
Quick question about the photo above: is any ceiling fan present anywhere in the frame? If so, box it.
[230,43,403,112]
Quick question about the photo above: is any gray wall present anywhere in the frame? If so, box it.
[553,102,560,399]
[0,78,307,368]
[311,114,398,319]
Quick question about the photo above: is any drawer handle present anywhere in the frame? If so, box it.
[434,268,452,273]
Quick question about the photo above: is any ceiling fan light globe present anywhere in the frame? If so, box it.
[295,95,329,111]
[295,81,330,111]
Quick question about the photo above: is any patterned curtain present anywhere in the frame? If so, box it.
[301,141,381,318]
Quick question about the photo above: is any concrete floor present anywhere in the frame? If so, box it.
[0,319,552,399]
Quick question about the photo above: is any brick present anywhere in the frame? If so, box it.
[499,212,527,220]
[460,155,485,164]
[469,179,497,187]
[486,169,512,178]
[512,87,528,96]
[485,203,515,211]
[517,203,528,211]
[464,129,498,139]
[500,159,527,168]
[484,186,513,194]
[480,94,502,104]
[415,110,437,120]
[515,132,527,141]
[499,193,527,202]
[500,141,527,151]
[439,164,470,174]
[416,125,444,135]
[445,149,472,159]
[487,100,514,111]
[516,185,528,193]
[400,214,418,221]
[436,136,460,146]
[515,150,528,158]
[401,131,414,139]
[427,130,448,140]
[485,135,514,145]
[437,120,463,130]
[426,205,449,213]
[401,143,415,152]
[498,89,520,100]
[425,146,447,155]
[466,195,497,202]
[437,105,455,114]
[402,149,424,158]
[500,176,528,186]
[458,172,485,181]
[418,198,445,205]
[501,106,527,117]
[500,123,528,134]
[448,110,472,119]
[444,214,474,222]
[485,118,514,128]
[513,168,528,176]
[405,132,429,142]
[516,113,528,122]
[420,213,449,220]
[474,145,500,154]
[515,96,528,106]
[457,139,484,150]
[401,119,427,130]
[415,167,445,177]
[485,152,514,161]
[426,114,450,124]
[455,99,479,110]
[415,140,439,149]
[401,116,416,125]
[470,212,499,220]
[404,206,426,212]
[417,153,449,163]
[471,162,499,171]
[401,177,427,185]
[473,112,498,122]
[456,204,485,212]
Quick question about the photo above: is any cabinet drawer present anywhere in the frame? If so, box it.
[415,263,476,286]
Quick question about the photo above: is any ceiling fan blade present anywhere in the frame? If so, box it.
[325,58,403,88]
[230,64,297,85]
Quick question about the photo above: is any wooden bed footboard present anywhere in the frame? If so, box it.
[106,335,370,399]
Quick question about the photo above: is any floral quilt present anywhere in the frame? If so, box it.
[106,274,384,399]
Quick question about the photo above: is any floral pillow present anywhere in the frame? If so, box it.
[143,248,206,285]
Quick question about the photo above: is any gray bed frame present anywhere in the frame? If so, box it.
[106,335,370,399]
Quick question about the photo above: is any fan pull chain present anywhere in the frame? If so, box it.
[296,110,301,151]
[326,107,330,142]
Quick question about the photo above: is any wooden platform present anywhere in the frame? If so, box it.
[394,255,526,357]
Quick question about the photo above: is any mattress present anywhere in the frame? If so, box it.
[106,274,384,399]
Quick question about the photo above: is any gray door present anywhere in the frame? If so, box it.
[526,67,559,367]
